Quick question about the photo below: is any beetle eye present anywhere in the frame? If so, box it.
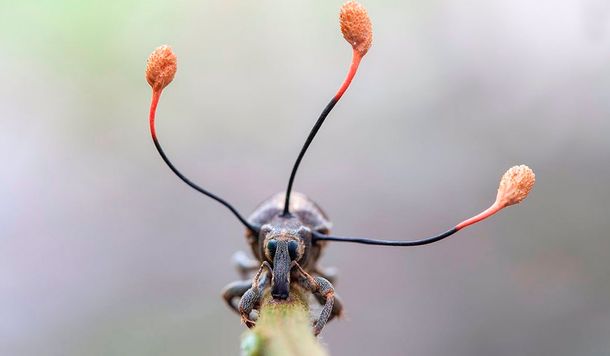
[288,241,299,260]
[267,240,277,257]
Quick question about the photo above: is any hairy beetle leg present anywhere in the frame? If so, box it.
[314,290,344,323]
[238,262,272,328]
[314,265,339,285]
[239,287,262,328]
[294,262,338,336]
[222,280,253,315]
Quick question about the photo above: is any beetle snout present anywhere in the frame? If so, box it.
[272,289,289,300]
[271,273,290,299]
[271,241,292,300]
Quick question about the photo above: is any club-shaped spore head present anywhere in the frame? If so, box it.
[340,1,373,56]
[146,45,177,91]
[495,165,536,208]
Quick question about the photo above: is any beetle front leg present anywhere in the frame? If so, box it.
[222,279,252,315]
[294,262,336,336]
[314,265,339,285]
[314,291,344,323]
[238,262,272,328]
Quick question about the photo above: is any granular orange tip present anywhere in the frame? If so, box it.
[495,165,536,208]
[146,45,177,91]
[340,1,373,56]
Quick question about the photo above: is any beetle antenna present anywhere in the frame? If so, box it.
[146,45,258,234]
[313,165,535,246]
[282,1,373,217]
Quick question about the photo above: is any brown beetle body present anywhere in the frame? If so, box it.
[222,192,342,335]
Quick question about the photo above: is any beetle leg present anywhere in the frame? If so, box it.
[232,251,260,280]
[294,262,336,336]
[221,279,252,315]
[314,265,339,285]
[238,262,272,328]
[314,291,344,323]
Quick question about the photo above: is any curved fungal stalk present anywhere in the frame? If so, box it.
[314,165,536,246]
[282,1,373,217]
[146,45,258,234]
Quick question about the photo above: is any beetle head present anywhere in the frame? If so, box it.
[259,222,311,300]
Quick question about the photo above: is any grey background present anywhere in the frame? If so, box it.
[2,0,610,355]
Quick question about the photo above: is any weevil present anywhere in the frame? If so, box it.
[145,1,535,336]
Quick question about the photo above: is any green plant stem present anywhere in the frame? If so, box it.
[241,286,327,356]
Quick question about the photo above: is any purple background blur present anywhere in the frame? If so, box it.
[2,0,610,355]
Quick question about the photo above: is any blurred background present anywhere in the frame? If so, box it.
[2,0,610,355]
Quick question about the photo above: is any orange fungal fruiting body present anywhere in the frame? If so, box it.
[146,45,177,91]
[340,1,373,56]
[496,165,536,208]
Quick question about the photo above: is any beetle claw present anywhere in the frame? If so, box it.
[241,315,256,328]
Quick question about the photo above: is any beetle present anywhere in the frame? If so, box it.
[144,1,535,336]
[223,192,338,335]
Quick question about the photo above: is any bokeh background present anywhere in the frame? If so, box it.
[2,0,610,355]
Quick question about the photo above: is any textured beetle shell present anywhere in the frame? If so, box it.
[245,192,332,271]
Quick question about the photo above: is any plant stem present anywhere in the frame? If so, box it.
[241,286,328,356]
